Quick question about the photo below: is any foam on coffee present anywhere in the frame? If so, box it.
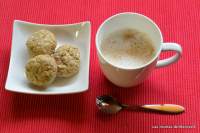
[101,28,155,68]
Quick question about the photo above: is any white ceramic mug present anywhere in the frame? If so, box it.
[95,12,182,87]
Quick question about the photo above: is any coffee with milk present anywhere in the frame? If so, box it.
[101,28,155,68]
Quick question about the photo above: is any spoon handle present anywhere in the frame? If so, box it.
[140,104,185,114]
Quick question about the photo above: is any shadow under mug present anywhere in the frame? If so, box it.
[95,12,182,87]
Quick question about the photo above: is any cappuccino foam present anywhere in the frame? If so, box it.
[101,28,155,68]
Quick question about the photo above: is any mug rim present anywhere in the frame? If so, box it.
[95,12,163,70]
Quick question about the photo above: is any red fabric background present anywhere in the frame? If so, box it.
[0,0,200,132]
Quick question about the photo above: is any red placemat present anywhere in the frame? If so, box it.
[0,0,200,132]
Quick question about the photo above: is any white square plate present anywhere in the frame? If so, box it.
[5,20,91,95]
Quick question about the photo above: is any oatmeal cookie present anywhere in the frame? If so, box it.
[26,30,57,57]
[53,45,80,78]
[25,55,57,86]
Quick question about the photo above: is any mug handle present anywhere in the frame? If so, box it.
[156,43,182,68]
